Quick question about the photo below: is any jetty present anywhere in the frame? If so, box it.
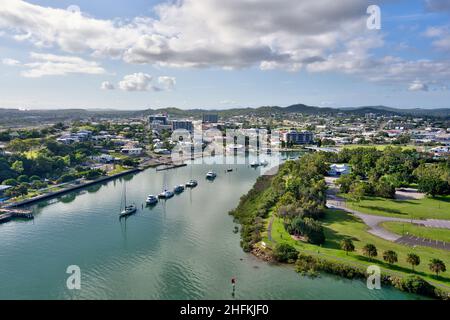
[0,208,34,223]
[156,163,187,171]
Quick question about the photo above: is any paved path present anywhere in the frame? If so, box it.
[396,235,450,251]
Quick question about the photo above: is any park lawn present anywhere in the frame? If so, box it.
[107,165,128,176]
[343,195,450,220]
[381,222,450,243]
[263,209,450,289]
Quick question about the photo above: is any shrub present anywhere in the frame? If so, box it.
[2,178,18,186]
[17,175,30,183]
[273,243,298,263]
[58,174,77,183]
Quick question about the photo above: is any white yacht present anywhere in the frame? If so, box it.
[186,180,198,188]
[174,185,185,193]
[158,190,175,199]
[146,195,158,205]
[120,183,137,217]
[206,171,217,179]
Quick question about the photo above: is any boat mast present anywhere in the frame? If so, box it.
[124,183,127,208]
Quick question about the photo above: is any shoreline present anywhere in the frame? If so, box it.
[4,167,143,209]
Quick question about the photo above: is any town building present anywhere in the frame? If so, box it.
[149,115,168,125]
[121,147,143,156]
[283,130,314,145]
[328,164,351,176]
[172,120,194,133]
[202,114,219,124]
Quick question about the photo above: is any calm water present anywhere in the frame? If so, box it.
[0,155,423,300]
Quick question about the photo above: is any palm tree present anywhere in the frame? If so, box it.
[362,244,377,259]
[406,253,420,271]
[429,259,446,277]
[382,250,398,265]
[340,238,355,255]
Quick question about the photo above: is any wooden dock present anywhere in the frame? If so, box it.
[0,208,34,224]
[156,163,187,171]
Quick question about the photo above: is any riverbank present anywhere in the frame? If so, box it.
[229,163,450,300]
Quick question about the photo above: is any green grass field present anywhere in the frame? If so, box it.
[344,195,450,220]
[263,209,450,289]
[381,222,450,243]
[340,145,417,151]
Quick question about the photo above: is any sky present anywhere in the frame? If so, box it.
[0,0,450,110]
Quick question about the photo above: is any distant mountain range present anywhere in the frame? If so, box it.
[0,104,448,128]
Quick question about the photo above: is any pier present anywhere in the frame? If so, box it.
[0,208,34,224]
[156,163,187,171]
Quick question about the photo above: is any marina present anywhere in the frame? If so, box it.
[0,155,424,300]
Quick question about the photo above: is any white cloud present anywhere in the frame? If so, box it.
[118,73,176,92]
[20,52,105,78]
[408,80,429,92]
[424,26,450,51]
[0,0,449,89]
[220,100,237,105]
[101,81,115,90]
[118,73,154,91]
[158,76,176,91]
[0,0,369,71]
[2,58,21,66]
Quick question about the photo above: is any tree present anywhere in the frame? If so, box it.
[287,217,325,245]
[349,182,366,202]
[29,175,41,182]
[406,253,421,271]
[336,174,354,193]
[17,175,30,183]
[11,160,24,174]
[362,244,378,259]
[273,243,298,263]
[414,164,450,197]
[383,250,398,265]
[374,179,396,199]
[428,259,446,276]
[340,238,355,255]
[2,178,18,186]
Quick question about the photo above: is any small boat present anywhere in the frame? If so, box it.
[158,190,175,199]
[250,161,260,168]
[120,183,137,217]
[174,185,185,194]
[121,205,137,217]
[206,171,217,179]
[226,168,234,173]
[186,180,198,188]
[260,160,269,167]
[146,195,158,205]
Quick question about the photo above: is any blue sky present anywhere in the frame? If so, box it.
[1,0,450,110]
